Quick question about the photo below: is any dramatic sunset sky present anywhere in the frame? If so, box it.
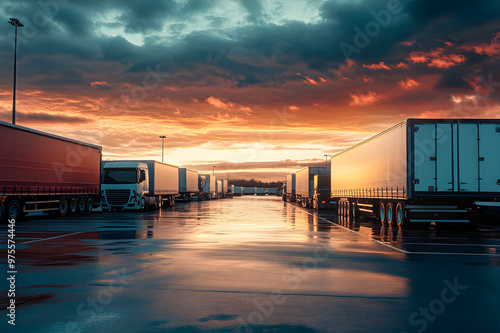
[0,0,499,180]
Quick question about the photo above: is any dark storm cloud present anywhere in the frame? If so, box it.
[1,0,499,100]
[239,0,266,23]
[0,111,91,124]
[435,70,473,90]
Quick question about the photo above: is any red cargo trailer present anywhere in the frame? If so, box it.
[0,121,101,220]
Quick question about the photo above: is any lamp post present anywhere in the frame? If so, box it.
[324,154,331,166]
[8,18,24,125]
[159,136,166,162]
[212,166,216,176]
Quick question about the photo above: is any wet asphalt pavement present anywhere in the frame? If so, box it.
[2,196,500,333]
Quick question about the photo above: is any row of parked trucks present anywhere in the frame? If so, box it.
[0,121,237,220]
[3,118,499,228]
[284,119,500,228]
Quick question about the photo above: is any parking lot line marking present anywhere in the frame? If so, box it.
[295,206,409,254]
[404,243,500,247]
[22,232,85,244]
[408,251,500,256]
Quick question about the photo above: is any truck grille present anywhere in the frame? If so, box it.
[105,190,131,205]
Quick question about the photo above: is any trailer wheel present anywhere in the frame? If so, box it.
[351,202,358,218]
[6,200,21,220]
[58,199,68,217]
[337,201,342,216]
[77,198,86,214]
[69,198,77,215]
[345,201,350,217]
[386,202,395,227]
[379,203,387,224]
[85,197,94,213]
[396,203,405,228]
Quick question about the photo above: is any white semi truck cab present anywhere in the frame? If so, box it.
[101,162,149,211]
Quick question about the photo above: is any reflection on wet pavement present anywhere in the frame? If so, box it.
[1,196,500,332]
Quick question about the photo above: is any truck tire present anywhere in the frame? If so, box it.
[77,198,86,214]
[351,202,358,218]
[6,200,21,220]
[58,199,68,217]
[395,203,406,228]
[85,197,94,213]
[345,201,350,217]
[0,202,4,222]
[337,201,342,216]
[379,203,387,225]
[386,202,396,227]
[69,198,77,215]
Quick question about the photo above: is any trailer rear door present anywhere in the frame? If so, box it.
[457,123,479,192]
[413,121,500,194]
[413,123,453,192]
[477,124,500,192]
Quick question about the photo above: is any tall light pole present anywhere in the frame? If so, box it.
[9,18,24,125]
[212,166,216,176]
[159,136,166,162]
[324,154,330,166]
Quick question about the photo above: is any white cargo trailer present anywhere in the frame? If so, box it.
[233,186,243,196]
[216,179,223,199]
[244,187,256,195]
[199,174,216,200]
[223,179,228,198]
[332,119,500,228]
[285,174,296,202]
[178,168,199,202]
[227,184,234,198]
[101,160,178,211]
[295,167,331,208]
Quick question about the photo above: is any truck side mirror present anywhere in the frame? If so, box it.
[139,170,146,183]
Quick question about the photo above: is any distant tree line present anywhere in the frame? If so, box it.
[230,178,283,188]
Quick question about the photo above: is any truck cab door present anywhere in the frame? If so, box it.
[139,169,148,193]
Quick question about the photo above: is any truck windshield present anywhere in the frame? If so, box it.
[102,169,138,184]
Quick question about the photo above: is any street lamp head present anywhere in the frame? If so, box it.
[8,18,24,27]
[159,135,166,139]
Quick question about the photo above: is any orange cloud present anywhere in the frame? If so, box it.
[394,62,410,69]
[467,32,500,56]
[408,48,467,68]
[90,81,108,87]
[296,73,321,85]
[350,91,380,106]
[363,62,391,70]
[428,54,467,68]
[359,76,374,83]
[399,78,420,89]
[401,40,416,46]
[409,52,428,63]
[206,96,252,114]
[288,105,300,110]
